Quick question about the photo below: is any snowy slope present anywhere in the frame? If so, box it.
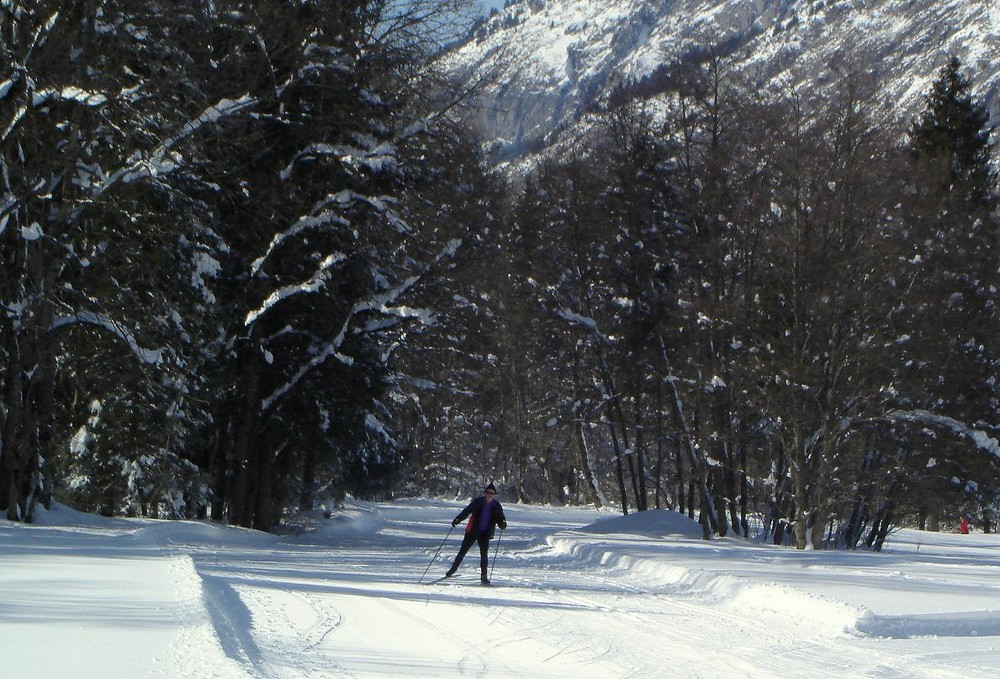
[2,499,999,677]
[449,0,1000,163]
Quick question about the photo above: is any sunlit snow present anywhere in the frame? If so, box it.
[2,499,998,677]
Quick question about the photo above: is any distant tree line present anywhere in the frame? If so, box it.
[2,1,997,550]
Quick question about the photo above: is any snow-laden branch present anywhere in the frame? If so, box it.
[887,409,1000,459]
[28,12,61,62]
[244,253,347,327]
[103,95,256,190]
[32,86,107,108]
[557,308,611,342]
[279,142,398,181]
[260,238,461,412]
[274,56,352,99]
[0,78,15,100]
[251,189,412,274]
[558,309,598,331]
[50,310,163,366]
[3,85,108,142]
[365,412,396,446]
[2,9,124,145]
[251,209,352,275]
[1,103,28,144]
[331,189,411,234]
[0,195,16,235]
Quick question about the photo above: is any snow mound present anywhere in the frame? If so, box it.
[550,519,862,637]
[576,508,705,539]
[857,609,1000,639]
[131,520,277,548]
[284,503,389,543]
[29,501,151,532]
[166,554,254,677]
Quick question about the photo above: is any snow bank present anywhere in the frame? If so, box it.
[30,500,148,531]
[131,520,277,548]
[0,544,245,677]
[575,508,706,538]
[549,510,863,637]
[858,609,1000,639]
[284,503,389,543]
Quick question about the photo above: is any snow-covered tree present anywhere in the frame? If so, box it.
[878,55,1000,533]
[0,1,215,521]
[148,0,490,528]
[1,0,489,526]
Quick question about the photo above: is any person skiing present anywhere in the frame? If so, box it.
[446,482,507,585]
[960,515,970,534]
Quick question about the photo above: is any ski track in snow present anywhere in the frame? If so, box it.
[179,500,999,678]
[3,500,1000,677]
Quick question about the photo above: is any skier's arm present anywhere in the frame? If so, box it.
[452,500,476,526]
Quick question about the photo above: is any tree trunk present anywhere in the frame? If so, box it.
[592,343,630,514]
[300,444,316,512]
[791,449,809,550]
[711,471,728,537]
[666,378,717,533]
[572,355,603,507]
[229,352,262,527]
[738,443,749,538]
[633,406,649,511]
[606,415,630,515]
[210,422,229,521]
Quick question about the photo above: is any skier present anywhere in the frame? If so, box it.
[446,482,507,585]
[960,515,970,534]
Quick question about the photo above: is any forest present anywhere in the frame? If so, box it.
[1,0,997,550]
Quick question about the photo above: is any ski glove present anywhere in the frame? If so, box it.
[452,519,460,527]
[499,521,507,530]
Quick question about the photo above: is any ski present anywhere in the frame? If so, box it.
[422,575,453,585]
[422,575,500,587]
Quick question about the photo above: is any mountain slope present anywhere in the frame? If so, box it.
[449,0,1000,164]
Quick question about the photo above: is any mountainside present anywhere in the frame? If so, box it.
[448,0,1000,165]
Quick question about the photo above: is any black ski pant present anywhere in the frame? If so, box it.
[450,531,490,578]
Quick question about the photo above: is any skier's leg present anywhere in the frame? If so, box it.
[477,535,490,582]
[448,533,475,575]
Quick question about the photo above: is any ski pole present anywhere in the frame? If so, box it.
[489,528,503,580]
[420,524,454,583]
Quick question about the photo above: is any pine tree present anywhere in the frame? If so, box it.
[892,55,999,531]
[909,55,996,210]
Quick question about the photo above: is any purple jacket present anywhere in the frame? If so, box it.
[453,496,507,539]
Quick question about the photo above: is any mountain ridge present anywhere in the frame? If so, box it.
[448,0,1000,166]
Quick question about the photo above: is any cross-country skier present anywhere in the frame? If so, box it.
[446,482,507,585]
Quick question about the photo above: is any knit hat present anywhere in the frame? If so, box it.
[485,482,497,493]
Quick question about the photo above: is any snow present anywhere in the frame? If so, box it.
[50,310,163,365]
[19,221,43,241]
[3,499,998,677]
[32,86,107,107]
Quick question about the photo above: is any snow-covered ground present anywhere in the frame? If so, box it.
[2,499,998,678]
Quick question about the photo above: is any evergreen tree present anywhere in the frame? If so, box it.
[909,55,996,210]
[1,0,492,526]
[172,0,490,527]
[0,1,213,521]
[890,55,1000,530]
